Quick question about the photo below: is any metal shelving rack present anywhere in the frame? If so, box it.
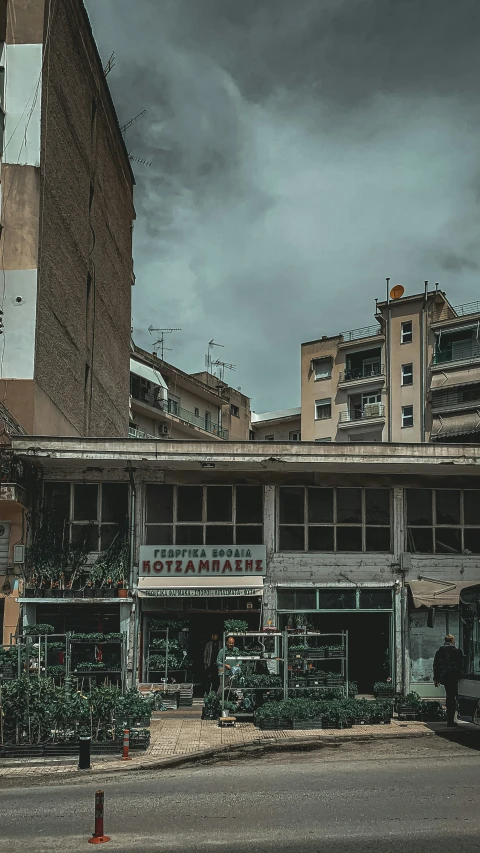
[146,626,189,685]
[220,631,285,715]
[10,633,70,680]
[69,636,127,692]
[284,630,348,698]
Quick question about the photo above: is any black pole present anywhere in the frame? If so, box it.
[79,735,91,770]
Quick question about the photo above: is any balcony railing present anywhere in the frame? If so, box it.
[433,344,480,366]
[128,427,156,439]
[431,387,480,413]
[339,364,385,383]
[339,403,385,423]
[340,324,382,342]
[131,391,229,439]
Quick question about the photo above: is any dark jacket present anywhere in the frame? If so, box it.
[433,643,464,684]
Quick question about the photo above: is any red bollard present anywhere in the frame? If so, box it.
[88,790,110,844]
[122,728,131,761]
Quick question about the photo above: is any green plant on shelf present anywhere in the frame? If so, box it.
[89,530,130,589]
[149,638,180,651]
[47,665,66,677]
[75,661,107,671]
[23,624,55,636]
[70,633,123,642]
[224,620,249,635]
[148,653,185,671]
[149,618,188,632]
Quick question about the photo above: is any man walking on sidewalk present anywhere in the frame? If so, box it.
[434,634,464,727]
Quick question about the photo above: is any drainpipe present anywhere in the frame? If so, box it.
[420,281,428,442]
[385,278,392,442]
[127,462,137,685]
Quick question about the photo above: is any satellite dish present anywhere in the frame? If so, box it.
[390,284,405,300]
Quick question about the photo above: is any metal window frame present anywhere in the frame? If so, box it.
[44,481,130,552]
[276,586,393,612]
[277,487,392,553]
[144,484,264,546]
[405,488,480,554]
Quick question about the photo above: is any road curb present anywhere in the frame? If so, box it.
[0,727,438,787]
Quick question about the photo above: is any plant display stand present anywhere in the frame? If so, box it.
[69,633,127,692]
[146,623,190,686]
[285,630,348,699]
[219,631,285,717]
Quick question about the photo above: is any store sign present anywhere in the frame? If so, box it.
[139,545,266,577]
[140,587,262,598]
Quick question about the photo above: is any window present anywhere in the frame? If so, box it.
[406,489,480,553]
[402,405,413,427]
[43,481,129,552]
[278,487,391,552]
[401,321,413,343]
[315,398,331,420]
[315,438,331,442]
[401,364,413,386]
[276,587,392,612]
[264,434,274,441]
[313,359,332,381]
[289,431,301,441]
[145,485,264,545]
[230,404,240,417]
[194,407,200,417]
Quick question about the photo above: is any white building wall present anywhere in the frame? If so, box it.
[3,43,42,167]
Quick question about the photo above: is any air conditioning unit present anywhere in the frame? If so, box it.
[161,424,169,435]
[364,403,382,418]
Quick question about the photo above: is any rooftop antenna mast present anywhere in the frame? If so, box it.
[103,52,115,76]
[148,326,181,360]
[205,340,224,374]
[120,109,147,138]
[212,359,236,383]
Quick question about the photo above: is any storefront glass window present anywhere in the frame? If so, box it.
[359,589,392,610]
[406,489,480,553]
[144,485,264,545]
[318,589,356,609]
[279,487,391,552]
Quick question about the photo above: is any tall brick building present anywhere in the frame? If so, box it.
[0,0,135,436]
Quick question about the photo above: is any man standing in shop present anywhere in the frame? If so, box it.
[434,634,464,727]
[216,635,241,692]
[203,633,220,693]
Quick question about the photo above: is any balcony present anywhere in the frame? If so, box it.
[338,403,386,428]
[431,385,480,414]
[128,427,156,439]
[130,390,229,439]
[432,300,480,323]
[338,363,385,386]
[432,343,480,368]
[340,324,382,342]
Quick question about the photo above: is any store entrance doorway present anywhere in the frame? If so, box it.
[312,612,391,694]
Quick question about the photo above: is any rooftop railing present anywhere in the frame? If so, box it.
[433,344,480,366]
[131,390,229,438]
[432,301,480,322]
[340,325,382,342]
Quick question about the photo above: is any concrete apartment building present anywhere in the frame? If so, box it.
[301,286,480,444]
[130,347,252,441]
[8,435,480,697]
[251,407,302,441]
[0,0,135,437]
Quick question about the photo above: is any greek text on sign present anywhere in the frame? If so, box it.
[139,545,266,577]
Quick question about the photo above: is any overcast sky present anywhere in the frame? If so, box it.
[86,0,480,412]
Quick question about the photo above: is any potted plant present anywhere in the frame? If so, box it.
[373,679,395,698]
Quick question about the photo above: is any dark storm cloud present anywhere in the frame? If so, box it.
[85,0,480,411]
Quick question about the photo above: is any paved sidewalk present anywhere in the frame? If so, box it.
[0,714,447,783]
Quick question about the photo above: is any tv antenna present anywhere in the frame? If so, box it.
[128,154,152,168]
[103,52,115,76]
[120,109,147,137]
[148,326,181,360]
[205,340,224,373]
[212,359,236,382]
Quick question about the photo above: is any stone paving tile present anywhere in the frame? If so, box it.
[0,716,435,780]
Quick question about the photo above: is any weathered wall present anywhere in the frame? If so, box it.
[34,0,134,437]
[254,416,301,441]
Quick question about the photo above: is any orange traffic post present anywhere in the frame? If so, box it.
[122,728,131,761]
[88,790,110,844]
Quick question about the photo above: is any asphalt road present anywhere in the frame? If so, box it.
[2,736,480,853]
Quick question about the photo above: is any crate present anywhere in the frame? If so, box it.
[292,719,323,730]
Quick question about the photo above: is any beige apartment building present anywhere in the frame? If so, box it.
[251,407,302,441]
[130,347,252,440]
[301,286,480,444]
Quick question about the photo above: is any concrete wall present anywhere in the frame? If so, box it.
[254,416,301,441]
